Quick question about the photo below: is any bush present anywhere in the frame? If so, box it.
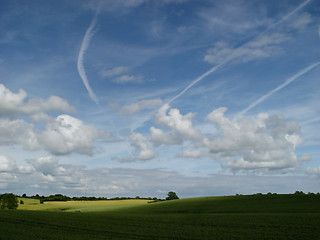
[0,193,18,210]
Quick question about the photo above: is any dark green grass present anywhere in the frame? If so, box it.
[1,194,320,240]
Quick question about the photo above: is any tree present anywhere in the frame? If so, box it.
[166,191,179,200]
[0,193,19,210]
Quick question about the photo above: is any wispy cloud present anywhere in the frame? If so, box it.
[112,75,144,84]
[168,0,312,104]
[120,98,163,114]
[99,66,129,77]
[239,61,320,115]
[77,8,101,107]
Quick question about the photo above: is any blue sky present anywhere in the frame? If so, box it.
[0,0,319,198]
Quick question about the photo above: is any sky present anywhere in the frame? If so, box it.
[0,0,319,199]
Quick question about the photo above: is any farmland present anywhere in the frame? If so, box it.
[1,194,320,239]
[17,198,150,212]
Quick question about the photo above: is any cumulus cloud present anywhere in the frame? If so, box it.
[0,115,109,155]
[150,126,182,146]
[40,114,110,155]
[0,156,18,172]
[120,98,163,114]
[0,84,108,156]
[0,83,75,118]
[148,105,309,173]
[28,157,60,176]
[203,108,307,172]
[129,132,156,161]
[27,156,90,191]
[0,155,32,174]
[0,118,40,150]
[154,104,199,140]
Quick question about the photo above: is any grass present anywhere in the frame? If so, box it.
[1,194,320,239]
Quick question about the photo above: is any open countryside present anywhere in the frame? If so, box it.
[1,193,320,239]
[1,0,320,239]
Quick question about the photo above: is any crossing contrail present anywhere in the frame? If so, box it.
[77,9,100,107]
[239,61,320,115]
[168,0,312,105]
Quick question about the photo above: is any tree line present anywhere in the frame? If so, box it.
[18,191,179,203]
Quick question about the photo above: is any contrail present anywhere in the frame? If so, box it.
[77,9,100,107]
[260,0,312,36]
[168,62,226,104]
[239,61,320,115]
[168,0,312,104]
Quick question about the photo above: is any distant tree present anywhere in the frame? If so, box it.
[22,193,27,198]
[294,191,305,195]
[0,193,19,210]
[20,200,24,205]
[166,191,179,200]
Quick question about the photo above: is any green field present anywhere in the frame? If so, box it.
[1,194,320,239]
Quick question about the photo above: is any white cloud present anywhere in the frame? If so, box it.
[154,104,199,140]
[148,105,309,173]
[129,132,156,161]
[0,115,109,156]
[0,84,109,156]
[40,114,109,155]
[28,157,59,176]
[0,156,18,172]
[2,156,320,197]
[204,108,307,172]
[150,126,182,146]
[0,83,75,118]
[120,98,163,114]
[0,118,40,150]
[0,155,32,174]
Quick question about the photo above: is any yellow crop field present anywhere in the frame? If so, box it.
[17,198,150,212]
